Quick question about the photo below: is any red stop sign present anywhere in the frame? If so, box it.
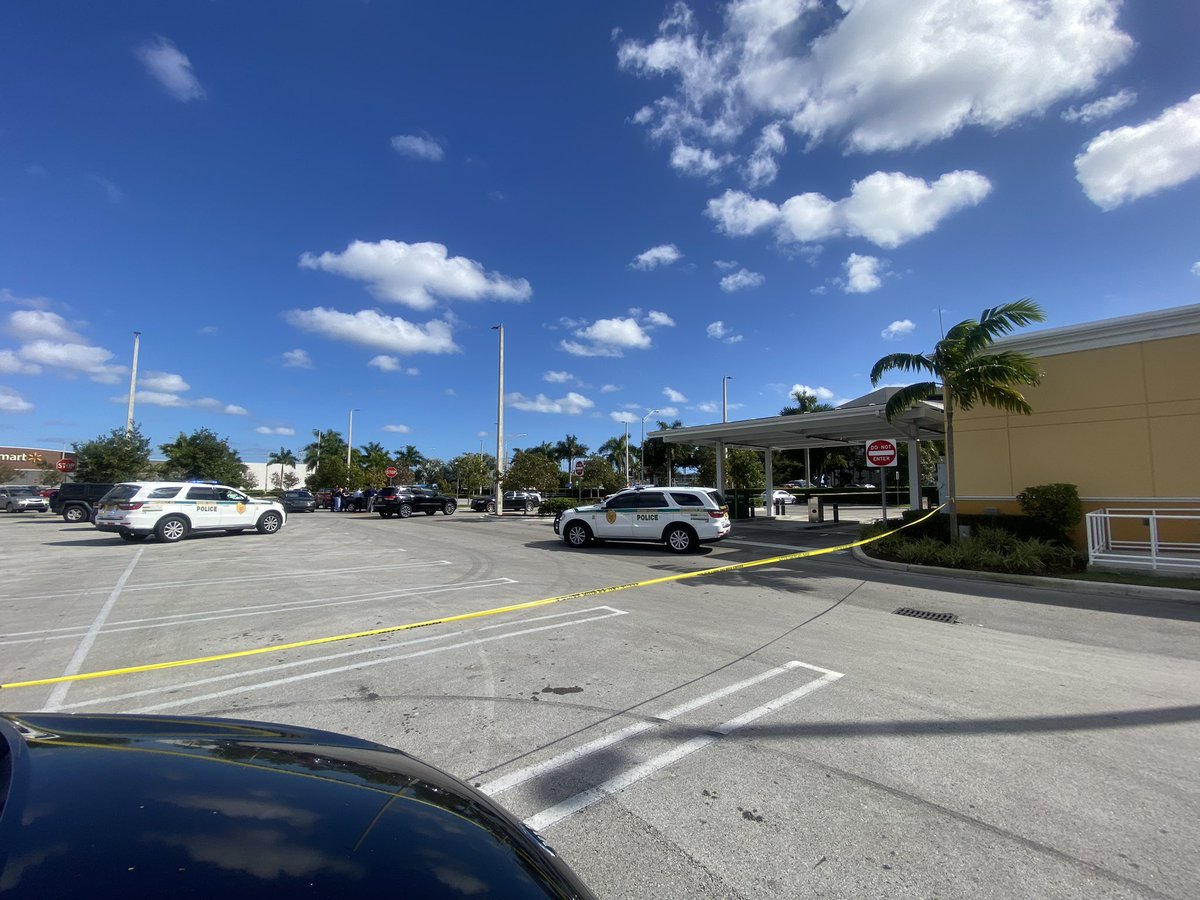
[865,439,898,467]
[56,458,77,473]
[385,466,398,478]
[574,460,585,476]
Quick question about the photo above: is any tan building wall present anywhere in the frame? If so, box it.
[954,306,1200,544]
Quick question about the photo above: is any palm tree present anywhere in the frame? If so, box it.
[870,299,1045,541]
[553,434,588,482]
[779,388,835,416]
[267,447,298,491]
[393,444,427,484]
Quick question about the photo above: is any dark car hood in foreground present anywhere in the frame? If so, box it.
[0,712,594,899]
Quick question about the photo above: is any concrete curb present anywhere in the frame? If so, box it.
[850,545,1200,605]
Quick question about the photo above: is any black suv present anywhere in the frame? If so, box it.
[51,482,115,522]
[375,486,457,518]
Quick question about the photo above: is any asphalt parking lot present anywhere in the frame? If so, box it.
[3,508,1199,899]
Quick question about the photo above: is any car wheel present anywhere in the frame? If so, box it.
[665,524,697,553]
[379,511,393,519]
[524,501,534,514]
[563,521,592,548]
[256,511,284,534]
[6,503,16,513]
[155,515,189,543]
[118,532,148,542]
[398,503,413,518]
[64,506,87,523]
[485,500,496,514]
[553,511,563,532]
[442,500,457,515]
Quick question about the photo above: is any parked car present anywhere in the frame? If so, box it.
[50,482,115,522]
[554,486,730,553]
[470,490,542,514]
[0,711,597,899]
[760,489,799,506]
[93,481,286,543]
[375,485,458,518]
[0,485,49,513]
[276,489,317,512]
[315,488,334,509]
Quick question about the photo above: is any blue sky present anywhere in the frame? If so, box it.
[2,1,1198,465]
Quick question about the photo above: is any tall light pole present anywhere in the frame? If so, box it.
[124,331,141,435]
[623,421,630,487]
[492,324,505,516]
[722,375,732,423]
[346,408,359,472]
[640,409,658,484]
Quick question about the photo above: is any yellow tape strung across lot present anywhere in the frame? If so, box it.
[1,506,941,691]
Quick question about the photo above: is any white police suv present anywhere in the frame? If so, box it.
[554,486,730,553]
[93,481,286,543]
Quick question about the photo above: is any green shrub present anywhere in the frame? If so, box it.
[1016,483,1082,538]
[539,497,576,518]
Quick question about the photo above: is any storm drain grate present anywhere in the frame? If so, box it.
[893,607,958,624]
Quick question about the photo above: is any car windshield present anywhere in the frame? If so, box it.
[101,485,141,502]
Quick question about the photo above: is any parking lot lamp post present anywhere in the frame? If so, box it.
[346,409,358,473]
[624,421,630,487]
[492,324,504,516]
[640,409,658,484]
[124,331,141,435]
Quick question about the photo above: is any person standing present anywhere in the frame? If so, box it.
[331,488,342,513]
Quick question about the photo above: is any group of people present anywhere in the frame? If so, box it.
[329,486,377,513]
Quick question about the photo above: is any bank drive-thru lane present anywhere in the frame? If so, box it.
[2,511,1198,898]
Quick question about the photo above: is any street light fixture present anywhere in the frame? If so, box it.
[639,409,658,484]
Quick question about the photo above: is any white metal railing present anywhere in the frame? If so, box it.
[1086,508,1200,573]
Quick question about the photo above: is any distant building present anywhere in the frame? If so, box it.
[0,447,74,485]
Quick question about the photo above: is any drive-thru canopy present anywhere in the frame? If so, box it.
[647,389,945,514]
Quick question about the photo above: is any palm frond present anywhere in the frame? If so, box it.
[956,383,1035,414]
[883,381,941,421]
[870,353,937,385]
[962,300,1045,355]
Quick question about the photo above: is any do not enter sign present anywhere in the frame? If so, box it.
[56,458,76,473]
[385,466,398,478]
[865,438,898,467]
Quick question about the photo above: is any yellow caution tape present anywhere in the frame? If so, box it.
[1,505,940,691]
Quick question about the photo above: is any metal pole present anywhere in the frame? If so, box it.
[493,325,504,516]
[640,408,657,484]
[124,331,141,434]
[624,422,630,487]
[346,409,357,471]
[722,375,731,423]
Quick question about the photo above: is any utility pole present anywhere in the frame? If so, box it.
[624,421,630,487]
[124,331,141,435]
[346,409,358,472]
[492,324,505,516]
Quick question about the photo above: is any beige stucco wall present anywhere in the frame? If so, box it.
[955,331,1200,517]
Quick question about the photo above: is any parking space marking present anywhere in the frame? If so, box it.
[1,577,514,647]
[43,548,144,711]
[521,663,845,831]
[122,607,630,714]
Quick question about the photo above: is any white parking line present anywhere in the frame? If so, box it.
[43,548,144,711]
[89,607,631,714]
[489,661,844,832]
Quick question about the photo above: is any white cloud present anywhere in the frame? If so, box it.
[282,349,313,369]
[0,350,40,375]
[631,244,683,270]
[791,384,836,402]
[670,143,732,177]
[844,254,883,293]
[1075,93,1200,210]
[299,240,532,311]
[507,391,595,414]
[544,370,574,383]
[286,307,458,354]
[134,36,206,102]
[140,371,190,393]
[706,320,744,344]
[121,391,187,408]
[7,310,82,342]
[1192,262,1200,277]
[255,426,296,436]
[390,134,444,161]
[1062,88,1137,124]
[713,259,739,271]
[600,383,621,393]
[368,355,401,372]
[610,411,639,424]
[19,340,124,383]
[619,0,1132,162]
[655,406,679,418]
[707,171,992,249]
[719,268,763,292]
[224,404,248,415]
[744,122,786,188]
[88,174,124,203]
[663,386,687,403]
[0,386,33,412]
[695,401,719,414]
[383,424,411,433]
[882,319,916,340]
[561,311,675,357]
[194,397,247,415]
